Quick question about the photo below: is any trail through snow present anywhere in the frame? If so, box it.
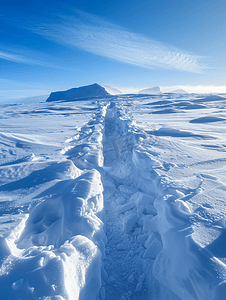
[101,102,148,300]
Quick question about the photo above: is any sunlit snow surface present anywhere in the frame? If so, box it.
[0,94,226,300]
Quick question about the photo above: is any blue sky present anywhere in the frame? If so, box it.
[1,0,226,101]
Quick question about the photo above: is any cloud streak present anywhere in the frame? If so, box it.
[0,46,72,70]
[0,48,52,67]
[0,50,29,64]
[29,10,207,73]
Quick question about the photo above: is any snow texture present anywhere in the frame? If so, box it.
[0,90,226,300]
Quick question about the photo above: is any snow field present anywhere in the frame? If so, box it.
[0,94,226,299]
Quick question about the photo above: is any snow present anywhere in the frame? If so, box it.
[0,91,226,299]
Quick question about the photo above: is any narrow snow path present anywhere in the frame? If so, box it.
[100,102,148,300]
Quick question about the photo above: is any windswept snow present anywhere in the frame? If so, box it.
[0,92,226,300]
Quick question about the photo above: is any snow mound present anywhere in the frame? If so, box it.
[46,83,109,102]
[138,86,161,95]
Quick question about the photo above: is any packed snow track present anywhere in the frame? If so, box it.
[0,94,226,300]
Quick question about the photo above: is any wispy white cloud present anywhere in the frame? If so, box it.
[27,10,207,73]
[0,46,69,70]
[0,48,53,67]
[0,50,28,64]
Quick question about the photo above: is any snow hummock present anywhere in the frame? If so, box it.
[46,83,109,102]
[138,86,161,94]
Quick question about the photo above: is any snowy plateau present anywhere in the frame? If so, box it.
[0,87,226,300]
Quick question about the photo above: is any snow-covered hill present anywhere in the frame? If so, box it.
[46,83,109,102]
[0,93,226,300]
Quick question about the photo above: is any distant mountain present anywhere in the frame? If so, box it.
[138,86,161,95]
[104,86,122,95]
[170,89,188,94]
[46,83,109,102]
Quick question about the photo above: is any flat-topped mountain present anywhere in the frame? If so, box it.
[46,83,109,102]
